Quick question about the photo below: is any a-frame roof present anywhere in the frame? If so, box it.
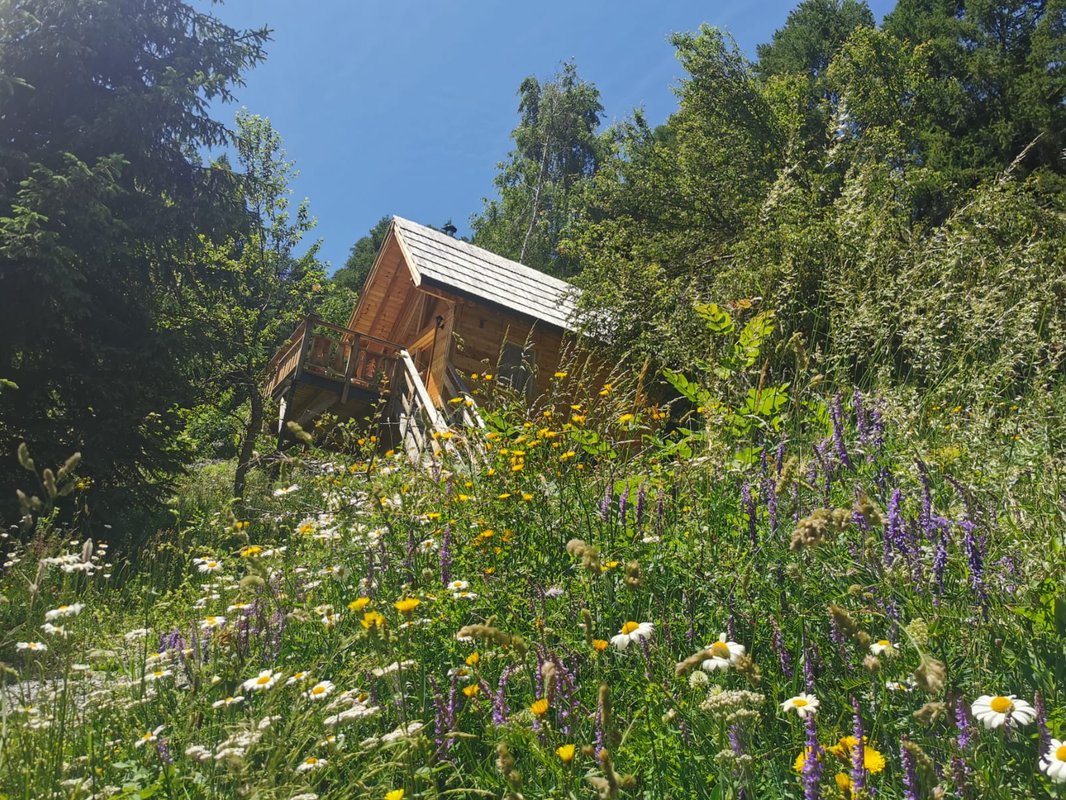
[389,216,580,332]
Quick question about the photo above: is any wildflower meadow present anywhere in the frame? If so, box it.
[2,362,1064,800]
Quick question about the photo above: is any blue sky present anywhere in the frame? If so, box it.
[202,1,894,272]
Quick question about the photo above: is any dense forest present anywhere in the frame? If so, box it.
[1,1,1065,798]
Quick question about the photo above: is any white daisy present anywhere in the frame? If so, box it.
[869,639,898,657]
[273,484,300,497]
[1040,738,1066,783]
[40,623,68,637]
[134,725,165,748]
[44,602,84,621]
[609,620,654,651]
[701,633,745,672]
[306,681,335,701]
[781,693,819,718]
[242,669,281,692]
[16,641,47,653]
[971,694,1036,729]
[196,559,223,574]
[447,580,469,591]
[145,668,173,682]
[211,696,245,709]
[452,591,478,601]
[296,756,327,773]
[286,671,311,685]
[200,616,226,630]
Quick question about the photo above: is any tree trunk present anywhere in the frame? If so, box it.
[233,381,264,502]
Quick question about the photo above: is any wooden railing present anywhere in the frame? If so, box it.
[266,315,401,401]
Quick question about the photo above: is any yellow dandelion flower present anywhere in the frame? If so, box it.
[465,652,480,666]
[556,743,576,764]
[530,698,549,716]
[394,598,421,614]
[592,639,609,651]
[463,684,480,698]
[560,450,576,461]
[360,611,385,630]
[385,790,405,800]
[348,597,371,612]
[617,413,634,424]
[239,545,263,558]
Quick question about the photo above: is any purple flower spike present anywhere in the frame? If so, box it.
[850,697,866,795]
[802,711,823,800]
[901,737,919,800]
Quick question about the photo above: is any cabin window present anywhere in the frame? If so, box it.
[499,342,534,397]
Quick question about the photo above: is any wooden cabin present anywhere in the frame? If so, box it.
[265,216,584,458]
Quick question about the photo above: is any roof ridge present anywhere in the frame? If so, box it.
[391,215,576,293]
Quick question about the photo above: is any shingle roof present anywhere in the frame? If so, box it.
[392,216,580,332]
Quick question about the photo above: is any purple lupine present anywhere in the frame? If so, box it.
[593,701,605,758]
[955,696,973,749]
[639,634,654,681]
[918,469,933,540]
[439,524,453,586]
[770,617,793,678]
[429,675,458,759]
[599,484,612,522]
[775,439,786,475]
[764,472,779,536]
[618,484,630,528]
[853,389,869,448]
[803,644,817,692]
[830,393,853,470]
[550,651,579,736]
[492,665,515,726]
[1035,692,1051,755]
[802,711,823,800]
[901,737,919,800]
[635,484,647,532]
[726,613,737,644]
[869,399,885,453]
[729,723,744,757]
[850,698,866,795]
[813,439,833,501]
[960,519,986,606]
[155,737,174,765]
[741,481,757,547]
[931,516,950,603]
[884,488,904,564]
[829,614,853,669]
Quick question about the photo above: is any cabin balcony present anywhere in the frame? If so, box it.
[267,315,402,426]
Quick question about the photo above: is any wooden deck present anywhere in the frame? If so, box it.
[267,315,402,406]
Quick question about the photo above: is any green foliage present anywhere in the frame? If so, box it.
[472,62,605,276]
[0,0,268,518]
[756,0,875,78]
[331,215,391,293]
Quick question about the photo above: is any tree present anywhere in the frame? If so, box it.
[472,62,604,276]
[0,0,268,521]
[756,0,875,78]
[182,112,324,501]
[333,216,391,293]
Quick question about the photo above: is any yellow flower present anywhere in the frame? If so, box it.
[462,684,480,698]
[592,639,609,651]
[360,611,385,630]
[530,698,549,716]
[556,743,576,764]
[239,545,262,558]
[554,371,568,379]
[385,790,405,800]
[835,772,851,793]
[571,414,586,424]
[560,451,576,461]
[497,492,512,500]
[348,597,371,612]
[465,652,480,666]
[833,737,886,773]
[522,493,534,502]
[394,598,421,614]
[617,413,634,424]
